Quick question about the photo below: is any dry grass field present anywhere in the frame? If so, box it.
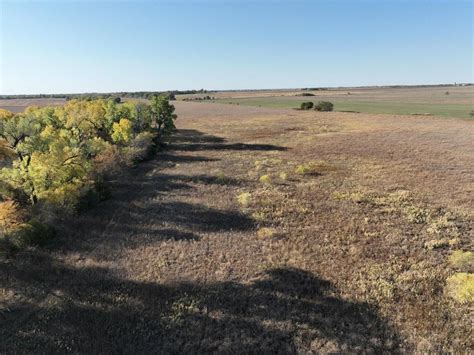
[1,101,473,352]
[0,98,67,113]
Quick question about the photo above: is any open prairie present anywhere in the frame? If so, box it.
[1,101,472,352]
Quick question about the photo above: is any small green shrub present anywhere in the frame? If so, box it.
[314,101,334,112]
[300,102,314,110]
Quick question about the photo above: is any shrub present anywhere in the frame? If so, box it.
[314,101,334,112]
[300,102,314,110]
[0,200,26,235]
[295,164,312,175]
[77,178,112,212]
[279,172,288,180]
[237,192,252,207]
[5,219,56,250]
[215,171,228,184]
[124,132,156,163]
[470,110,474,117]
[259,175,272,184]
[296,161,336,176]
[449,251,474,272]
[257,227,276,239]
[446,273,474,304]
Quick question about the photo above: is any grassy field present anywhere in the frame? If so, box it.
[213,97,473,119]
[2,101,473,352]
[175,85,474,119]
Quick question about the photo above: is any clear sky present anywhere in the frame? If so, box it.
[0,0,472,94]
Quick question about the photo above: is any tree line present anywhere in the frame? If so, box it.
[0,89,210,101]
[0,95,177,253]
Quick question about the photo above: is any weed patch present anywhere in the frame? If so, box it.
[449,251,474,272]
[446,273,474,305]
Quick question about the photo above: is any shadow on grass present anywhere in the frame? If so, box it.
[170,129,288,152]
[0,259,401,353]
[0,128,401,352]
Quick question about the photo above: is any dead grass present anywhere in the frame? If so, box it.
[1,100,473,353]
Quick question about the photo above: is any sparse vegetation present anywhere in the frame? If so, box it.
[1,88,473,353]
[257,227,276,238]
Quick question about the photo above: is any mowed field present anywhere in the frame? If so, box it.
[179,86,474,119]
[1,100,473,352]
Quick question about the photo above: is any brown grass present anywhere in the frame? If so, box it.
[1,100,473,352]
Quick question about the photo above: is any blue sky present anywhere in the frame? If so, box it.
[0,0,472,94]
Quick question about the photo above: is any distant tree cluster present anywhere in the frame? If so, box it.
[299,101,334,111]
[314,101,334,111]
[0,95,176,253]
[0,89,212,101]
[182,95,215,102]
[300,102,314,110]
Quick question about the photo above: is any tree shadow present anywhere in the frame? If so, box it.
[44,130,257,255]
[169,129,288,152]
[1,128,402,352]
[0,258,401,353]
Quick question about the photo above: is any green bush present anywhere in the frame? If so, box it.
[7,219,56,250]
[77,179,112,212]
[314,101,334,112]
[300,102,314,110]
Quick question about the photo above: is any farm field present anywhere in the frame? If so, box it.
[1,101,473,352]
[0,98,66,113]
[178,86,474,119]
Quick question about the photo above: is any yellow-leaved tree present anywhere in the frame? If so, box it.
[111,118,133,144]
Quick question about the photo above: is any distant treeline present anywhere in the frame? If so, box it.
[0,89,210,101]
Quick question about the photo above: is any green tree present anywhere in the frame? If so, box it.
[150,95,177,137]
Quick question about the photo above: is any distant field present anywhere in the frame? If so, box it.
[0,98,66,113]
[2,86,473,119]
[177,86,474,119]
[212,98,474,119]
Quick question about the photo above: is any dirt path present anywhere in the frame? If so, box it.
[1,102,473,353]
